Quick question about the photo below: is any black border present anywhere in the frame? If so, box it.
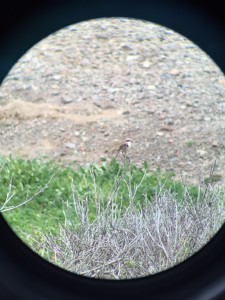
[0,1,225,299]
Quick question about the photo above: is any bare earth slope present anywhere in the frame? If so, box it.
[0,18,225,185]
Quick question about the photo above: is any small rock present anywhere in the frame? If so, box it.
[193,103,199,108]
[141,61,151,68]
[65,143,75,149]
[103,104,115,110]
[186,101,193,107]
[93,100,114,110]
[95,33,109,40]
[147,109,155,115]
[131,100,140,106]
[156,131,164,136]
[160,126,173,132]
[147,84,156,90]
[126,55,139,61]
[123,110,130,115]
[60,152,67,157]
[53,74,62,81]
[197,149,207,158]
[219,79,225,84]
[159,115,166,120]
[52,91,60,96]
[61,96,73,104]
[212,142,218,147]
[74,131,80,137]
[204,116,211,122]
[169,68,179,75]
[136,36,145,42]
[120,44,133,51]
[81,136,89,142]
[93,101,101,108]
[166,118,174,125]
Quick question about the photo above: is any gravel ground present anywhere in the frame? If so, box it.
[0,17,225,185]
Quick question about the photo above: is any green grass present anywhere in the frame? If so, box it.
[0,156,199,247]
[186,140,194,148]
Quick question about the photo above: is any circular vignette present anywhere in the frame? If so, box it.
[0,1,225,300]
[1,15,225,279]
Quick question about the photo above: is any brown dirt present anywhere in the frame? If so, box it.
[0,18,225,185]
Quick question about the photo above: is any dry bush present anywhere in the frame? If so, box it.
[40,166,225,279]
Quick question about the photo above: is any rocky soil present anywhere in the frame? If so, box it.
[0,18,225,185]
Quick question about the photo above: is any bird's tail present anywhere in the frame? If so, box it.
[112,148,119,159]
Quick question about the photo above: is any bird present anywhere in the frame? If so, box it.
[115,138,132,158]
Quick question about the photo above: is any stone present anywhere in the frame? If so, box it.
[169,68,179,75]
[160,126,173,132]
[61,96,73,104]
[81,136,89,142]
[120,44,133,51]
[65,143,75,149]
[212,142,218,147]
[156,131,164,136]
[123,110,130,115]
[204,116,211,122]
[166,118,174,125]
[147,84,156,90]
[74,131,80,137]
[147,109,155,115]
[141,61,151,68]
[197,149,207,158]
[95,33,109,40]
[126,55,139,61]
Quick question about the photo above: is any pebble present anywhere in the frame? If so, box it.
[81,136,89,142]
[197,149,207,158]
[65,143,75,149]
[204,116,211,122]
[74,131,80,137]
[95,33,109,40]
[147,85,156,90]
[120,44,133,51]
[160,126,173,132]
[166,118,174,125]
[156,131,164,136]
[123,110,130,115]
[169,68,180,75]
[126,55,139,61]
[146,109,155,115]
[93,100,114,110]
[61,96,73,104]
[141,61,151,68]
[53,75,62,81]
[212,142,218,147]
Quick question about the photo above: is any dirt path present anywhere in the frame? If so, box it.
[0,18,225,185]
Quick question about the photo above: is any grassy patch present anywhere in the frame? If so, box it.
[1,156,224,278]
[0,156,198,246]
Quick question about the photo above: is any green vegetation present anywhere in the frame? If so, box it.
[0,156,224,279]
[186,140,194,147]
[0,156,198,247]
